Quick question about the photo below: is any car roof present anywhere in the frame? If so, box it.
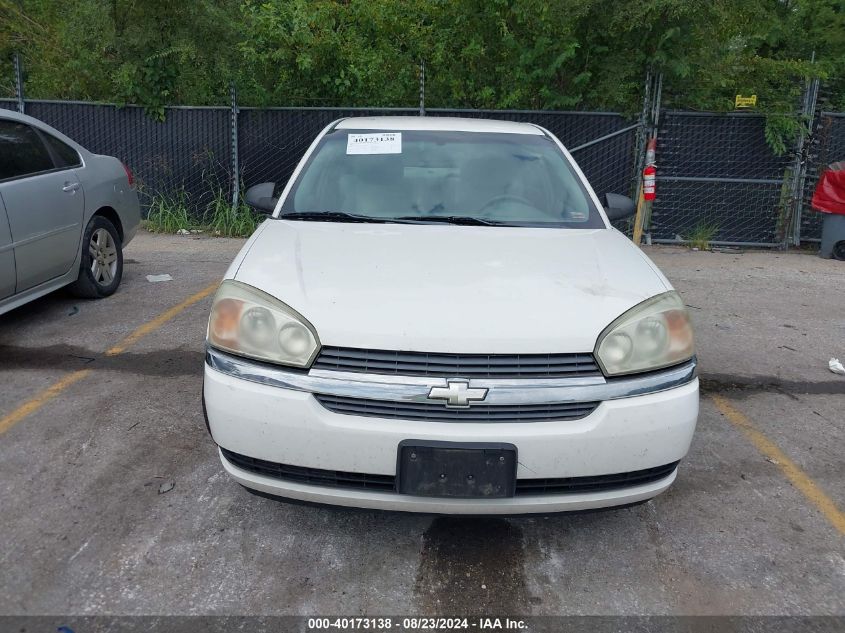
[334,116,545,135]
[0,107,32,123]
[0,106,67,134]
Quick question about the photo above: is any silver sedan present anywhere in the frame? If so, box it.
[0,109,140,315]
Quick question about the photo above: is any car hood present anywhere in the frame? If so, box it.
[232,221,670,354]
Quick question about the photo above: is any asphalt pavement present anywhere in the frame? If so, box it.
[1,230,843,616]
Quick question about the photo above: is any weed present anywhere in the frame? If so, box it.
[144,189,194,233]
[206,187,260,237]
[140,184,260,238]
[683,221,720,250]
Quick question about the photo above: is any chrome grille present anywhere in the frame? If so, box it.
[315,394,599,422]
[313,346,602,378]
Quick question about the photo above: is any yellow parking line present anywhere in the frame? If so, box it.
[0,370,92,435]
[711,394,845,536]
[105,282,218,356]
[0,281,219,436]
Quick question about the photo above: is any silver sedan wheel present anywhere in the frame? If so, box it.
[89,228,118,286]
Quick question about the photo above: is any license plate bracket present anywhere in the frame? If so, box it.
[397,441,517,498]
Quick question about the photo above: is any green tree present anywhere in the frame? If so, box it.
[2,0,842,120]
[1,0,243,117]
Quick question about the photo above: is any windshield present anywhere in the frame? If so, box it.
[279,129,604,228]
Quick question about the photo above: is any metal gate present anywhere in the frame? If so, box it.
[650,112,794,247]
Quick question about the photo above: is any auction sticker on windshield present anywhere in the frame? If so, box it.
[346,132,402,155]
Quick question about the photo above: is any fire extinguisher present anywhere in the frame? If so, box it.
[642,137,657,202]
[642,164,656,201]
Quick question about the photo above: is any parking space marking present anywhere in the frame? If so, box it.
[0,282,219,436]
[104,282,218,356]
[0,369,92,435]
[711,394,845,536]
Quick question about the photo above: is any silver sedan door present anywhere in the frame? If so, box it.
[0,193,14,299]
[0,119,85,292]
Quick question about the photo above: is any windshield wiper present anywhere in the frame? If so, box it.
[395,215,504,226]
[280,211,433,225]
[281,212,504,226]
[280,211,386,223]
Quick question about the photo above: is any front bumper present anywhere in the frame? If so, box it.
[204,349,699,514]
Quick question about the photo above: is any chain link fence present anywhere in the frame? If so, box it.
[0,99,234,215]
[2,87,842,247]
[0,98,641,222]
[32,101,233,214]
[652,112,795,246]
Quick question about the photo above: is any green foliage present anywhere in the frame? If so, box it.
[0,0,241,105]
[764,114,807,156]
[115,48,184,121]
[143,185,259,238]
[207,188,260,238]
[1,0,842,118]
[0,54,14,98]
[683,221,720,250]
[144,188,193,233]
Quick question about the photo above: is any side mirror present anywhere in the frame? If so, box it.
[244,182,278,214]
[602,193,637,221]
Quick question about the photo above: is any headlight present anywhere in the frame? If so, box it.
[595,291,694,376]
[207,280,320,367]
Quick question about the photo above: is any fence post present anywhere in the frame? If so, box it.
[419,59,425,116]
[631,71,652,245]
[13,52,25,114]
[230,82,240,213]
[788,74,820,247]
[631,70,652,194]
[632,71,661,245]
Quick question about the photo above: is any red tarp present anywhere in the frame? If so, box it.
[812,162,845,215]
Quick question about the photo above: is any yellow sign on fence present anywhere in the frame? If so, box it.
[735,94,758,109]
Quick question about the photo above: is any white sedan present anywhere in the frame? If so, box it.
[203,117,698,514]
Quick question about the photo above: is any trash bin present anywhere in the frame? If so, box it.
[820,214,845,260]
[811,161,845,260]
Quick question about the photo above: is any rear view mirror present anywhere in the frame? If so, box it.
[244,182,278,214]
[602,193,637,221]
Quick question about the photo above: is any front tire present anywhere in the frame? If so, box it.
[69,216,124,298]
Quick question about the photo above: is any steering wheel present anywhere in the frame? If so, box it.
[476,194,537,218]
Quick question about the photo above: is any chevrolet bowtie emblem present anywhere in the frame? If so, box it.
[427,379,488,408]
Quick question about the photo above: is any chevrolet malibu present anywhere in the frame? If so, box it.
[203,117,698,514]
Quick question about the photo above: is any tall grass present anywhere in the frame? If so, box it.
[206,187,260,237]
[142,185,260,238]
[144,189,193,233]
